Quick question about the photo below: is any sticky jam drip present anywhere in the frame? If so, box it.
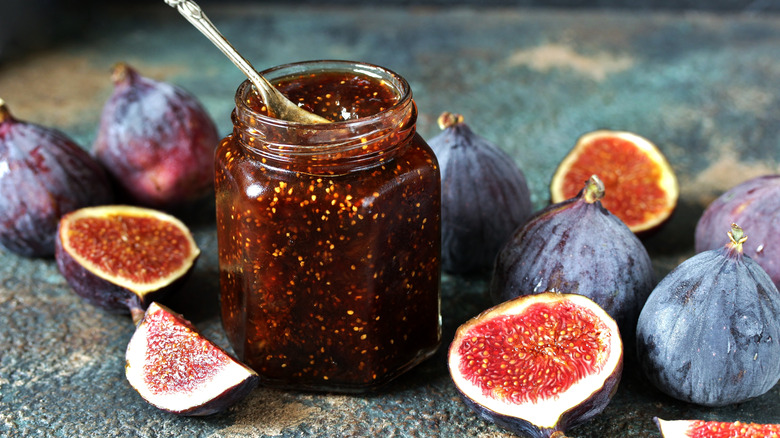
[143,308,228,394]
[458,300,610,404]
[67,215,191,284]
[561,136,667,227]
[689,420,780,438]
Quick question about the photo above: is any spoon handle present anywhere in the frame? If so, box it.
[164,0,329,123]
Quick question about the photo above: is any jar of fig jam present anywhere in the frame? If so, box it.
[215,60,441,392]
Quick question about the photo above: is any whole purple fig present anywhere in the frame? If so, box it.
[490,174,655,334]
[93,63,219,208]
[695,174,780,289]
[637,224,780,407]
[0,99,113,257]
[430,112,533,274]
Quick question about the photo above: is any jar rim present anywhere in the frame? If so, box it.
[235,59,413,129]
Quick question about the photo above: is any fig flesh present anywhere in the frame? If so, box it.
[93,63,219,208]
[448,292,623,438]
[429,112,533,274]
[55,205,200,313]
[654,417,780,438]
[491,175,654,335]
[125,302,259,415]
[550,130,678,234]
[0,98,113,257]
[636,224,780,407]
[695,174,780,289]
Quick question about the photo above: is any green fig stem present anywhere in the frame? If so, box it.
[727,223,748,252]
[582,174,606,204]
[437,112,464,130]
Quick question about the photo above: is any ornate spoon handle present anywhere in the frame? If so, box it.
[164,0,329,124]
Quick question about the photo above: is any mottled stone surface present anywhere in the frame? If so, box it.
[1,5,779,437]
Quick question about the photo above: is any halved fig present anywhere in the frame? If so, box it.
[550,130,678,234]
[55,205,200,313]
[448,292,623,438]
[655,417,780,438]
[126,302,259,415]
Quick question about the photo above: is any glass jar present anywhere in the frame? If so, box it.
[215,60,441,392]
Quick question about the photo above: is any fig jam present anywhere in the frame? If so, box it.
[215,61,441,392]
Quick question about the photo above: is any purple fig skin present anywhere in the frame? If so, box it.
[490,175,655,335]
[695,175,780,289]
[430,112,533,274]
[455,366,622,438]
[0,100,113,257]
[93,63,219,209]
[637,225,780,407]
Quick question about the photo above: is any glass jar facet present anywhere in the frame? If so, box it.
[215,60,441,392]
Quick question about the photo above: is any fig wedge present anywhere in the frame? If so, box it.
[126,302,259,415]
[655,417,780,438]
[55,205,200,313]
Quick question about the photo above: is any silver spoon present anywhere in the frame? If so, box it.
[165,0,330,124]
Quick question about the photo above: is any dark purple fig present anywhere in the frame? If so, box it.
[55,205,200,313]
[0,98,113,257]
[125,302,259,415]
[490,174,654,335]
[429,112,533,274]
[695,174,780,289]
[448,292,623,438]
[636,224,780,407]
[93,62,219,208]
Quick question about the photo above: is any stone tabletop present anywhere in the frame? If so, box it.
[1,4,779,437]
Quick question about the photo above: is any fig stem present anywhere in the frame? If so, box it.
[130,306,146,326]
[582,174,606,204]
[0,98,10,123]
[727,223,748,251]
[550,432,569,438]
[437,112,464,130]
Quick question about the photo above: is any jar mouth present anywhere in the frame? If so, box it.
[235,59,413,129]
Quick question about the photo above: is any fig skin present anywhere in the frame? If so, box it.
[93,63,219,209]
[695,174,780,289]
[0,99,113,257]
[55,205,200,313]
[429,112,533,274]
[125,302,259,416]
[448,292,623,438]
[490,175,655,335]
[636,224,780,407]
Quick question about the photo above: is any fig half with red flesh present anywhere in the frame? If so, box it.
[655,417,780,438]
[448,292,623,438]
[125,302,259,415]
[55,205,200,313]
